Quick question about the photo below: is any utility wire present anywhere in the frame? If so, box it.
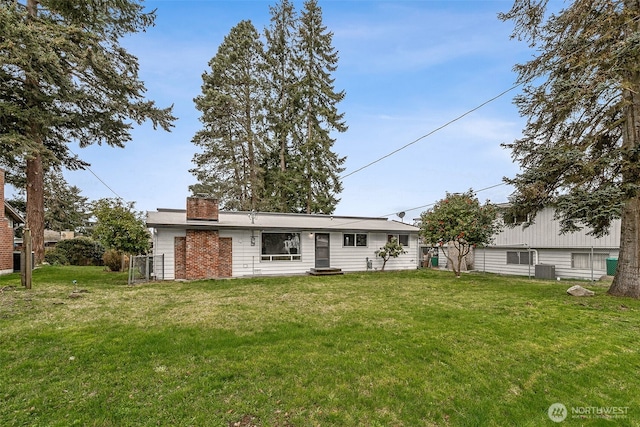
[381,182,509,219]
[340,83,522,180]
[68,147,125,201]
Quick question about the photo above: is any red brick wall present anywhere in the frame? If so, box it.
[0,169,13,272]
[173,197,233,280]
[219,237,233,278]
[174,236,186,280]
[173,232,233,280]
[185,229,219,280]
[186,197,219,221]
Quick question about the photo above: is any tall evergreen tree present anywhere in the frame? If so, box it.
[294,0,347,214]
[262,0,301,212]
[190,1,347,213]
[500,0,640,298]
[190,20,267,211]
[43,169,90,232]
[0,0,175,264]
[10,169,90,232]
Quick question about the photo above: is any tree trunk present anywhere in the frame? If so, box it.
[441,244,460,277]
[609,2,640,298]
[24,0,45,265]
[26,154,45,265]
[609,196,640,298]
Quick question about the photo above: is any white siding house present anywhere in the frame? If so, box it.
[147,198,420,280]
[474,207,620,280]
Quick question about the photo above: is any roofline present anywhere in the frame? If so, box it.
[4,201,25,223]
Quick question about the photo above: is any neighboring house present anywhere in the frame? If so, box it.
[1,169,25,275]
[473,206,621,280]
[146,197,420,280]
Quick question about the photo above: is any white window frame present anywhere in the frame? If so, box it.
[343,233,368,247]
[571,253,609,270]
[388,234,410,247]
[261,232,301,262]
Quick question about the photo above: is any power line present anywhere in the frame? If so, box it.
[340,83,522,180]
[327,181,509,230]
[382,182,509,218]
[68,148,125,201]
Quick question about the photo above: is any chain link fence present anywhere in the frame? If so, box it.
[128,254,164,285]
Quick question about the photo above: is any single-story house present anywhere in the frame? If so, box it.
[146,197,420,280]
[473,206,621,280]
[1,169,25,275]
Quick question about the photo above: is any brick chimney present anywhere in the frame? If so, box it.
[186,197,219,221]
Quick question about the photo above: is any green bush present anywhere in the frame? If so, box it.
[54,237,105,266]
[103,249,125,272]
[44,248,68,266]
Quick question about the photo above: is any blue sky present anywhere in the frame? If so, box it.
[42,0,545,219]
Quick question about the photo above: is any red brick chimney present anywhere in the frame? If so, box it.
[186,197,219,221]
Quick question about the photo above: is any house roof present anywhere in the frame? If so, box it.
[147,209,419,233]
[4,201,24,224]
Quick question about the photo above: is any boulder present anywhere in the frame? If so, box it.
[566,285,595,297]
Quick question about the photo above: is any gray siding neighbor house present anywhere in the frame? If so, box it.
[473,206,620,280]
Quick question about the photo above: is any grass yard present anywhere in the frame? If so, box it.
[1,266,639,426]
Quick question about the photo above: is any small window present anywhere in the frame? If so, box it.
[506,251,533,265]
[343,233,367,247]
[572,253,608,270]
[388,234,410,247]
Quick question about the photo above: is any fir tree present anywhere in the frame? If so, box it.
[262,0,301,212]
[190,20,267,211]
[500,0,640,298]
[294,0,347,214]
[0,0,175,264]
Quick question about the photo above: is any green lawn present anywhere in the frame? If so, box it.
[1,266,639,426]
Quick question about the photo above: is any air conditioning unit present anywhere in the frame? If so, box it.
[535,264,555,280]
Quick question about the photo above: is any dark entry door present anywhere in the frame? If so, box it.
[315,233,330,268]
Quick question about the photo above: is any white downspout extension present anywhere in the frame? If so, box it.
[530,248,539,279]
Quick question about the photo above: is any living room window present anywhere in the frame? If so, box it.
[261,232,301,261]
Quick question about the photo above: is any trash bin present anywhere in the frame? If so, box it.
[431,256,439,268]
[606,258,618,276]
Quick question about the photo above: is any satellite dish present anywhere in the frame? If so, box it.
[397,211,406,222]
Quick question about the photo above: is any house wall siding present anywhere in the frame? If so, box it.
[475,246,620,280]
[495,207,621,248]
[154,228,419,279]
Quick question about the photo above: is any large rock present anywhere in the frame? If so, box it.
[566,285,595,297]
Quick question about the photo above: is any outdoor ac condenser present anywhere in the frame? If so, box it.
[535,264,556,280]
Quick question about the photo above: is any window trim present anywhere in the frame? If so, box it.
[506,251,533,265]
[388,234,410,247]
[343,233,368,247]
[571,252,609,270]
[261,232,302,262]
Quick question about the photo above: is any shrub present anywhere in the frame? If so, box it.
[44,248,69,266]
[54,237,105,266]
[103,249,125,272]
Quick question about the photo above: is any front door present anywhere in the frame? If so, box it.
[315,233,330,268]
